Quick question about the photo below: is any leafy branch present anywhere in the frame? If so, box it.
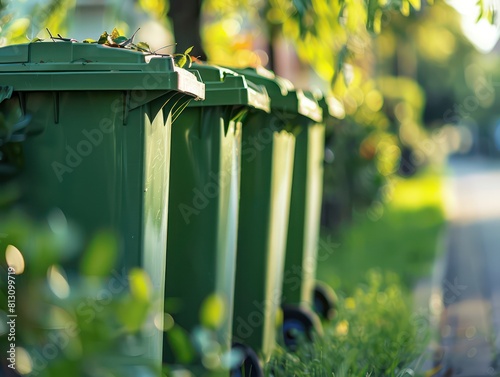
[30,28,198,68]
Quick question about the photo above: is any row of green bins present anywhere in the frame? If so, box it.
[230,67,323,363]
[0,41,205,371]
[162,64,270,375]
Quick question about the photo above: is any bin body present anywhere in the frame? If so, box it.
[0,42,204,365]
[282,122,325,306]
[231,68,321,360]
[163,65,269,367]
[232,110,295,358]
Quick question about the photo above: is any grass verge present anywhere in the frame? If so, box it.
[318,169,445,295]
[267,168,446,376]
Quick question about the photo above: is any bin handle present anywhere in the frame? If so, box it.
[0,87,31,146]
[0,86,32,180]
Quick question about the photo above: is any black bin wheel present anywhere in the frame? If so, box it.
[313,281,338,321]
[281,305,323,351]
[230,342,263,377]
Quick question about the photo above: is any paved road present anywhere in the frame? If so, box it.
[427,156,500,376]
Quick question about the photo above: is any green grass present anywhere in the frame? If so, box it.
[266,169,445,376]
[317,169,445,295]
[267,272,429,376]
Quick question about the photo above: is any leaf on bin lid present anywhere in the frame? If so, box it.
[110,28,121,41]
[135,42,151,52]
[97,31,108,44]
[113,36,128,45]
[79,231,118,277]
[184,46,194,55]
[176,55,187,68]
[83,38,97,44]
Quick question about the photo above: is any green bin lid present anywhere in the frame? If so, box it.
[0,42,205,99]
[315,92,345,120]
[232,66,322,122]
[188,64,269,112]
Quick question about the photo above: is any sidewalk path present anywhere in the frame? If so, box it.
[433,156,500,376]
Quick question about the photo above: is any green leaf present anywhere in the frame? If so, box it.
[367,0,379,31]
[200,294,226,329]
[128,268,151,302]
[80,231,118,276]
[476,0,484,22]
[184,46,194,55]
[176,55,187,68]
[110,27,121,40]
[113,36,128,45]
[83,38,97,44]
[476,8,484,22]
[487,8,496,24]
[373,9,383,34]
[407,0,421,11]
[166,325,195,363]
[400,0,410,16]
[135,41,150,52]
[116,295,150,332]
[97,32,108,44]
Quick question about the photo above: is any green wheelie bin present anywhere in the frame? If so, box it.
[162,64,270,373]
[230,67,322,363]
[0,42,204,368]
[281,90,324,310]
[281,92,339,339]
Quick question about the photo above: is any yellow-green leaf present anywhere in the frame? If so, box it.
[79,231,117,276]
[128,268,151,302]
[400,0,410,16]
[199,294,226,329]
[184,46,194,55]
[487,8,496,24]
[117,296,149,332]
[83,38,97,44]
[177,55,187,68]
[373,9,383,34]
[136,41,150,52]
[97,32,108,44]
[408,0,421,11]
[110,27,120,40]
